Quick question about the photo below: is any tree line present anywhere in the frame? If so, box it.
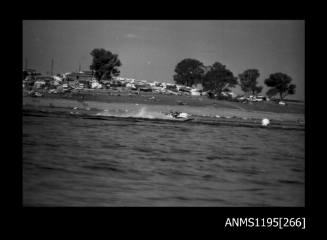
[89,48,296,100]
[173,58,296,100]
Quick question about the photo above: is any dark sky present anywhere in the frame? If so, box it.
[23,20,304,100]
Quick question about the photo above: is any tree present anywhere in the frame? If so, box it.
[202,62,238,95]
[173,58,205,87]
[266,88,279,98]
[238,69,263,96]
[90,48,122,81]
[264,72,296,100]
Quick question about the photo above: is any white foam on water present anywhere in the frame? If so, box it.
[130,107,172,119]
[95,106,172,120]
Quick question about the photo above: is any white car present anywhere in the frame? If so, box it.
[238,96,246,101]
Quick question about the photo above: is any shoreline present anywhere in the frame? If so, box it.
[23,92,305,125]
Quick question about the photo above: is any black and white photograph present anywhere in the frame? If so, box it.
[22,20,305,207]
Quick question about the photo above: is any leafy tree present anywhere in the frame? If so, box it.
[202,62,238,95]
[173,58,205,87]
[266,88,279,98]
[264,72,296,100]
[90,48,122,81]
[238,69,263,96]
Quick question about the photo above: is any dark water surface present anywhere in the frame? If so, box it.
[23,109,304,206]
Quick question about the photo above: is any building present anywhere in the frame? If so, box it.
[65,71,94,81]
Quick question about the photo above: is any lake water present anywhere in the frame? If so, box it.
[23,108,304,206]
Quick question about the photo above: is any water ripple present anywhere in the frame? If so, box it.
[23,108,305,206]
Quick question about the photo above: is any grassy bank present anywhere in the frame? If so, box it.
[24,89,304,115]
[23,89,305,123]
